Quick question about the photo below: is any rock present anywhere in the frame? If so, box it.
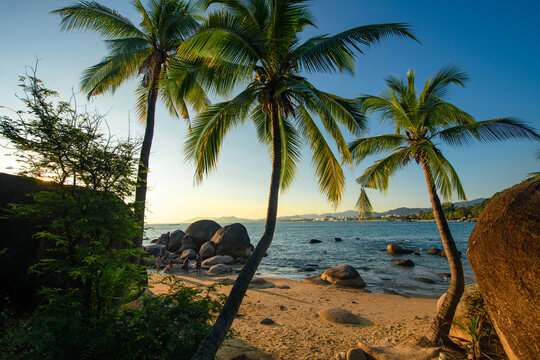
[439,250,446,257]
[468,180,540,360]
[167,230,184,252]
[143,245,167,257]
[411,252,421,256]
[211,223,252,258]
[155,232,170,247]
[304,276,330,285]
[185,219,222,250]
[334,237,343,242]
[279,305,287,310]
[276,284,290,289]
[414,277,435,284]
[436,272,451,279]
[180,249,196,259]
[357,341,439,360]
[250,277,266,284]
[346,348,367,360]
[230,355,248,360]
[199,241,216,259]
[321,264,366,288]
[178,234,195,253]
[207,264,233,275]
[150,238,158,244]
[300,267,316,272]
[235,257,247,264]
[202,255,234,267]
[316,308,360,324]
[260,318,275,325]
[308,239,322,243]
[386,243,413,254]
[425,248,442,255]
[394,259,414,267]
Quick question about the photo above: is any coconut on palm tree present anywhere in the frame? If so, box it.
[179,0,417,357]
[53,0,209,244]
[348,66,540,346]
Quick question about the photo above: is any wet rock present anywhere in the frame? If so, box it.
[308,239,322,243]
[321,264,366,288]
[387,243,413,254]
[334,237,343,242]
[424,248,442,255]
[394,259,414,267]
[415,277,435,284]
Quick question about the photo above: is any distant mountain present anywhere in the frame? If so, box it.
[454,198,485,207]
[182,198,487,224]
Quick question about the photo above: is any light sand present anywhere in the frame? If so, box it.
[149,272,438,360]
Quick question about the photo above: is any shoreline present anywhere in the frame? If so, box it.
[149,272,439,360]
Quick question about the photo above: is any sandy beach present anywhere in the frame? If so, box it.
[149,272,439,360]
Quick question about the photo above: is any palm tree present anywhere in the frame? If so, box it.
[348,66,540,346]
[53,0,208,245]
[179,0,417,357]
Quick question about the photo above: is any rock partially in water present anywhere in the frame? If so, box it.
[394,259,414,267]
[334,237,343,242]
[387,243,413,254]
[321,264,366,288]
[415,277,435,284]
[309,239,322,243]
[212,223,252,258]
[424,248,442,255]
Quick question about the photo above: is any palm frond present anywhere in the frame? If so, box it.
[437,118,540,147]
[356,187,374,219]
[420,65,468,101]
[357,149,408,192]
[348,134,405,164]
[184,86,255,182]
[278,118,302,191]
[295,106,345,207]
[53,1,144,39]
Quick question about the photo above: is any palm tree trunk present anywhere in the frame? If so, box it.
[192,105,282,360]
[418,159,465,347]
[134,59,163,248]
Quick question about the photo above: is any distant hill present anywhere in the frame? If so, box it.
[182,198,487,223]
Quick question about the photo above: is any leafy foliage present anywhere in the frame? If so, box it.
[350,66,540,217]
[0,74,223,360]
[182,0,417,206]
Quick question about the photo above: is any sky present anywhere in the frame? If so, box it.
[1,0,539,223]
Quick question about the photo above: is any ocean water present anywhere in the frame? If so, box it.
[144,221,476,297]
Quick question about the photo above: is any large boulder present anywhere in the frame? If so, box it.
[181,249,196,260]
[185,220,222,251]
[143,245,167,258]
[321,264,365,288]
[199,241,216,259]
[386,243,413,254]
[167,230,184,252]
[202,255,234,268]
[437,284,478,343]
[208,263,233,275]
[468,180,540,360]
[155,232,169,247]
[211,223,252,258]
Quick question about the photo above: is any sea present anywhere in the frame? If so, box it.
[143,221,477,297]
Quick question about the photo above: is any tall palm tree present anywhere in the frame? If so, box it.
[179,0,417,357]
[53,0,208,245]
[348,66,540,346]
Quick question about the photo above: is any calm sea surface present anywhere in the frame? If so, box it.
[144,221,476,297]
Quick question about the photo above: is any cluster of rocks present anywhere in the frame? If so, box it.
[143,220,253,274]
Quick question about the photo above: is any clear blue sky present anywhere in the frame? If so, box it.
[1,0,539,223]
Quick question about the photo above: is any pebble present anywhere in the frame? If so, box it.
[260,318,275,325]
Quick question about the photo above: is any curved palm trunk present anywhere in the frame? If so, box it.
[192,106,282,360]
[418,159,465,347]
[134,60,163,248]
